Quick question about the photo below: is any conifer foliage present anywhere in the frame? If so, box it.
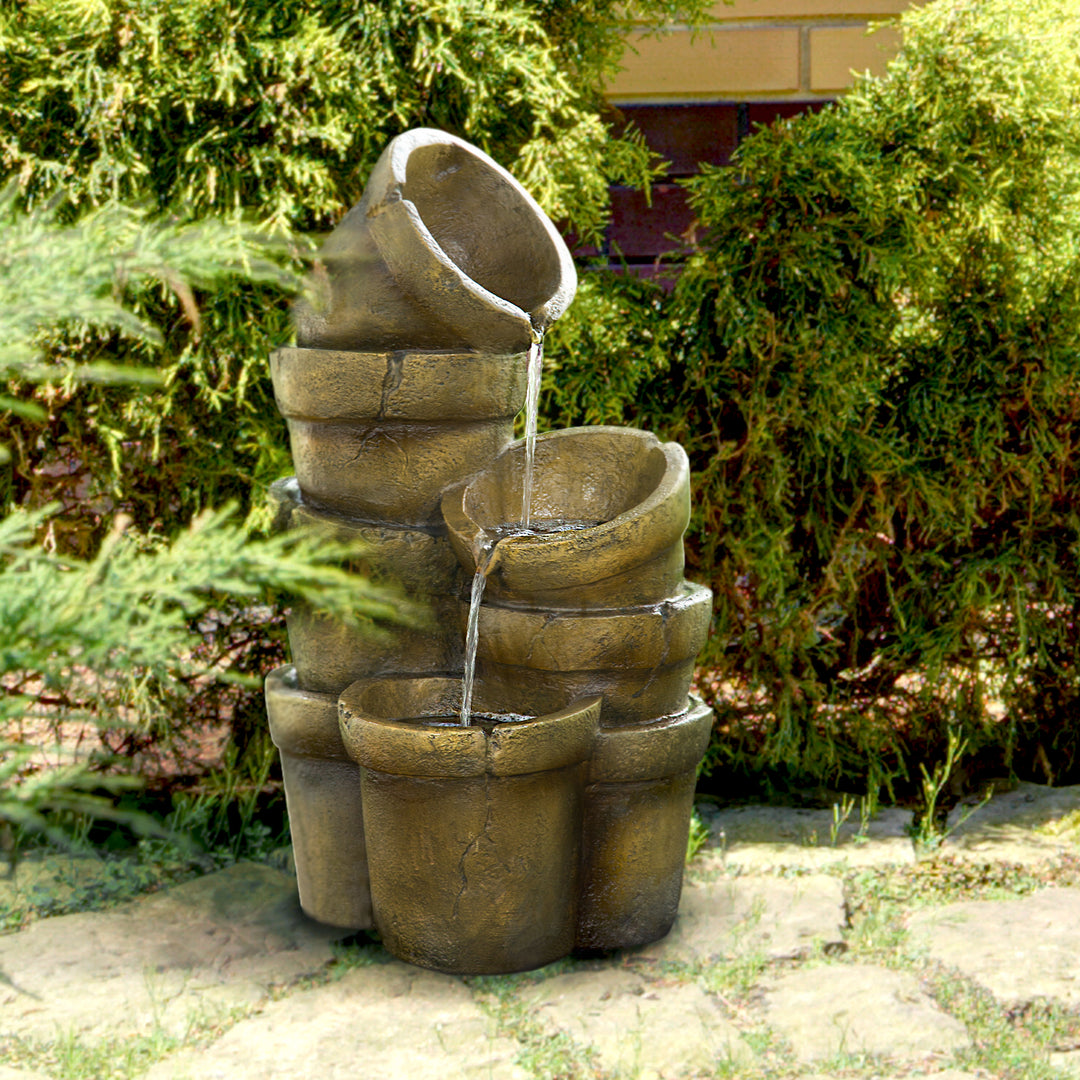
[559,0,1080,798]
[0,195,414,844]
[0,0,708,840]
[0,0,702,537]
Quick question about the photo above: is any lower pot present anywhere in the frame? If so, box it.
[338,676,600,975]
[576,697,713,950]
[264,665,372,929]
[470,582,712,726]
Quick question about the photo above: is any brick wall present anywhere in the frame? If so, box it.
[593,1,914,275]
[607,0,909,102]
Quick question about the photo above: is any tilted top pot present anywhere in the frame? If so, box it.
[293,128,577,354]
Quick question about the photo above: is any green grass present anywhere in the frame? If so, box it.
[834,858,1080,1080]
[845,853,1080,921]
[0,853,169,931]
[923,965,1070,1080]
[0,1002,252,1080]
[0,781,293,932]
[465,970,604,1080]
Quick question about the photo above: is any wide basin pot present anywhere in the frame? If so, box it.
[265,665,371,930]
[338,676,600,975]
[441,427,690,608]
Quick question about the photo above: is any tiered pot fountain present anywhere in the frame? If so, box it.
[264,128,714,975]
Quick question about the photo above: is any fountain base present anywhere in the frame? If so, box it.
[338,677,600,974]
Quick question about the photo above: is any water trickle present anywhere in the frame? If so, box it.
[458,518,599,726]
[462,323,545,726]
[459,536,496,727]
[521,326,544,529]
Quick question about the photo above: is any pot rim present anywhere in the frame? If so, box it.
[339,676,600,778]
[589,696,713,782]
[468,581,713,671]
[270,346,529,423]
[265,665,350,761]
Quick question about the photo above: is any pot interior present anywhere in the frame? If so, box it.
[343,674,576,725]
[462,429,669,531]
[404,142,563,316]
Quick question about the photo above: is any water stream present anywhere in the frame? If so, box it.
[460,325,557,726]
[458,520,601,727]
[459,538,494,727]
[520,327,544,529]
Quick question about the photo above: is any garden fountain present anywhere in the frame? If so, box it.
[264,128,714,974]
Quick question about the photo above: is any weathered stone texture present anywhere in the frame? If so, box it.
[761,963,970,1062]
[908,886,1080,1008]
[0,862,342,1040]
[524,968,754,1078]
[635,873,845,963]
[144,964,526,1080]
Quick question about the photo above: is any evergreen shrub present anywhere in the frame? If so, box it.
[547,0,1080,803]
[0,0,709,805]
[0,197,416,848]
[1,0,702,536]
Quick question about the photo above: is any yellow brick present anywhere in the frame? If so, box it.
[605,28,801,99]
[618,1,919,23]
[809,25,901,90]
[706,0,913,18]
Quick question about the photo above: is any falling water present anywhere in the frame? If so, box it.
[458,519,601,726]
[460,326,552,724]
[459,537,495,727]
[520,327,544,529]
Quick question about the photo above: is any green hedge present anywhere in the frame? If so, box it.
[13,0,1078,812]
[0,0,704,538]
[545,0,1080,803]
[0,197,423,848]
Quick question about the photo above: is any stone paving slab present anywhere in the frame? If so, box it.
[907,886,1080,1009]
[760,962,971,1063]
[7,790,1080,1077]
[1052,1050,1080,1075]
[799,1073,986,1080]
[144,962,526,1080]
[700,804,916,869]
[634,873,845,964]
[0,1067,52,1080]
[942,782,1080,863]
[523,968,754,1078]
[0,862,345,1041]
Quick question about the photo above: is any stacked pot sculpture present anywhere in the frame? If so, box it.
[264,128,714,975]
